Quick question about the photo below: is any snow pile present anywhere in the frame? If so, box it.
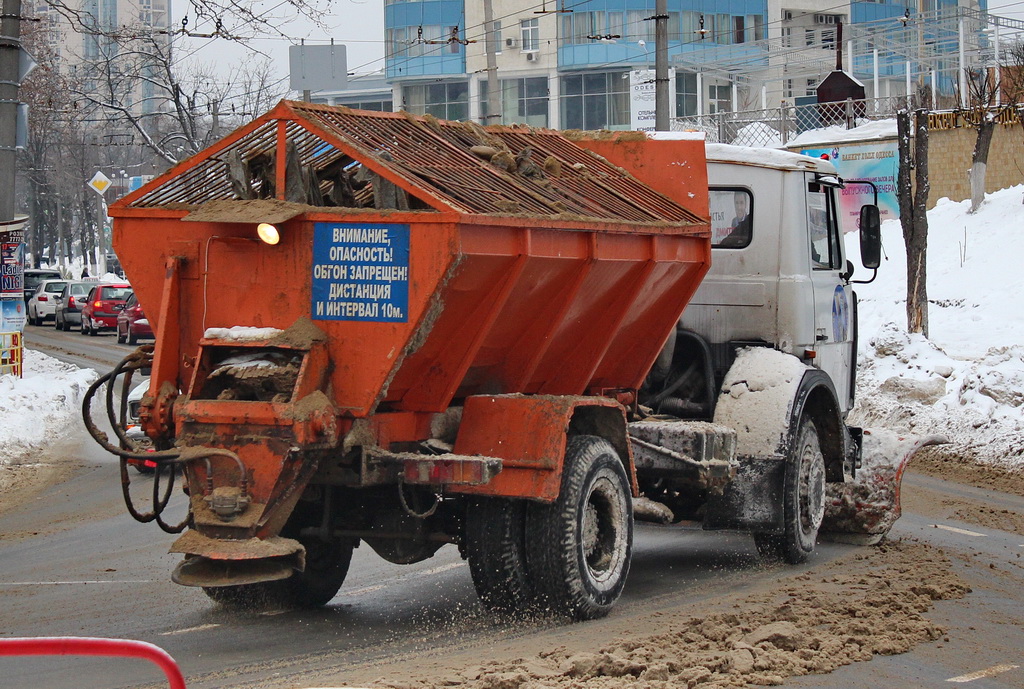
[731,121,782,148]
[0,350,97,463]
[848,186,1024,468]
[788,118,898,147]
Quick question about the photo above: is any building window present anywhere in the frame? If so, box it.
[336,99,394,112]
[675,71,698,117]
[521,17,539,52]
[502,76,548,127]
[733,15,745,44]
[708,83,731,114]
[493,19,502,53]
[403,82,469,121]
[560,72,629,130]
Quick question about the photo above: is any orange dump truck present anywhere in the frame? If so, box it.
[88,101,922,621]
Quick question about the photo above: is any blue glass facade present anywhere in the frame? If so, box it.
[385,0,467,80]
[557,0,767,70]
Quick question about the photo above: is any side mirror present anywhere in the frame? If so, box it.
[859,204,881,269]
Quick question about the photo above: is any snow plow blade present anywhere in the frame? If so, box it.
[821,428,948,545]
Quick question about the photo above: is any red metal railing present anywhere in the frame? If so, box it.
[0,637,186,689]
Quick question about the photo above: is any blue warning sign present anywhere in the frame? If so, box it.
[311,223,410,322]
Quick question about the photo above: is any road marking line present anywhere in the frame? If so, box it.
[932,524,986,537]
[160,624,220,636]
[947,663,1019,682]
[342,584,385,597]
[417,562,467,577]
[0,580,158,585]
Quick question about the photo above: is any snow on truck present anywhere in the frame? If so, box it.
[84,101,938,621]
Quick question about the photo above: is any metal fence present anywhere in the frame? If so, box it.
[672,95,930,148]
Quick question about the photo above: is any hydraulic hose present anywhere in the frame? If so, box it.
[82,349,251,534]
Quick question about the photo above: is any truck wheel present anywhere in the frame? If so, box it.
[526,435,632,620]
[465,497,534,615]
[203,536,354,610]
[754,416,826,564]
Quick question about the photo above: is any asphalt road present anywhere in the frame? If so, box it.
[3,325,1022,689]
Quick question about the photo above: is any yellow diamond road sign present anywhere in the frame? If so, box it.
[88,171,112,195]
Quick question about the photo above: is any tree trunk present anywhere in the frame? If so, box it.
[897,109,930,337]
[969,117,996,213]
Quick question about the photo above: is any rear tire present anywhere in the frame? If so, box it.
[117,327,126,344]
[525,435,632,620]
[128,330,138,345]
[754,416,825,564]
[465,497,534,615]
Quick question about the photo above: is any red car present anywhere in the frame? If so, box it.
[116,292,154,344]
[80,283,132,336]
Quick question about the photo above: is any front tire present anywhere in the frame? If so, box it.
[526,435,632,620]
[754,416,826,564]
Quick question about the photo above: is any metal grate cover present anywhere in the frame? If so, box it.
[121,100,705,228]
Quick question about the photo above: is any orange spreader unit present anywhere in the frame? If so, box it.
[108,101,711,547]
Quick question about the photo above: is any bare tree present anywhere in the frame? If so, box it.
[896,108,930,336]
[956,66,1005,214]
[71,33,286,166]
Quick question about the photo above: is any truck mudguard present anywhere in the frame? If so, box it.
[450,394,634,502]
[705,346,845,531]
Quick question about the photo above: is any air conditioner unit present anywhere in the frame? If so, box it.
[525,52,538,61]
[505,37,518,48]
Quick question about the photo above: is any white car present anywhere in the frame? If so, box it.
[27,279,69,326]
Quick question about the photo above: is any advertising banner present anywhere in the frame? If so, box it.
[630,69,676,132]
[1,299,26,332]
[1,227,25,300]
[800,142,899,234]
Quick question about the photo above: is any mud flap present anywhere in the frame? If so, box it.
[820,428,947,544]
[703,458,785,531]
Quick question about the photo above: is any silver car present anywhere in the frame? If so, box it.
[54,280,97,331]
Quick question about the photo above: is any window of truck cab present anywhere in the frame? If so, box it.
[807,178,842,270]
[709,187,753,249]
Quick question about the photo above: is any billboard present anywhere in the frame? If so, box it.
[630,69,676,132]
[800,142,899,235]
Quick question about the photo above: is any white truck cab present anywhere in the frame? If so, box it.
[682,144,872,413]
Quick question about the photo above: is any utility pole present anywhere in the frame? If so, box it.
[654,0,669,131]
[482,0,501,125]
[0,0,21,222]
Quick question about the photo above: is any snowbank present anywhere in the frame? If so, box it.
[848,186,1024,469]
[0,350,97,464]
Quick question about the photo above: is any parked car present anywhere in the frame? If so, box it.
[80,282,132,336]
[27,279,68,325]
[54,280,97,331]
[23,268,62,303]
[124,380,156,473]
[116,292,154,345]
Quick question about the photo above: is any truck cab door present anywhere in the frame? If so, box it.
[805,175,854,412]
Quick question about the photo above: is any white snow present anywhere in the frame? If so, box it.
[0,350,97,462]
[847,186,1024,469]
[787,118,898,148]
[706,143,836,173]
[649,131,707,141]
[2,186,1023,472]
[203,326,283,341]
